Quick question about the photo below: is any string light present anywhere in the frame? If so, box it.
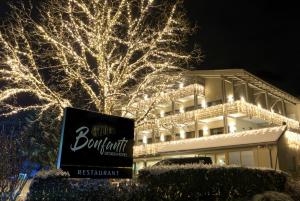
[0,0,199,123]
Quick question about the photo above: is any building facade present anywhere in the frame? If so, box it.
[130,69,300,177]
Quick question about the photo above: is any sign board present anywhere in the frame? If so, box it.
[57,107,134,178]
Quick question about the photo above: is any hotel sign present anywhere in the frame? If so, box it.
[57,107,134,178]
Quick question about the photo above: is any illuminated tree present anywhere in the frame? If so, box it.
[0,0,200,125]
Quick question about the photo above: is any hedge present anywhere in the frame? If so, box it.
[26,169,118,201]
[26,169,149,201]
[26,166,288,201]
[138,164,288,201]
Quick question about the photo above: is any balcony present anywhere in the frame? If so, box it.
[136,100,300,132]
[134,126,286,157]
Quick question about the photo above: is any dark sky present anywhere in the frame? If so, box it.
[184,0,300,97]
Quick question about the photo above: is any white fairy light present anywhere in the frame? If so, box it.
[0,0,199,124]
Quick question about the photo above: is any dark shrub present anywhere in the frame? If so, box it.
[285,179,300,201]
[138,164,288,201]
[26,169,117,201]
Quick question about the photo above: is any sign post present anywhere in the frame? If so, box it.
[57,107,134,178]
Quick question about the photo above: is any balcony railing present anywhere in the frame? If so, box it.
[136,100,300,132]
[136,84,204,107]
[134,126,287,157]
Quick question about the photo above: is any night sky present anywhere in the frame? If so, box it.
[184,0,300,97]
[1,0,300,97]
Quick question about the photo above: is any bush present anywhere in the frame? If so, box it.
[285,179,300,201]
[252,191,293,201]
[138,164,288,201]
[26,169,117,201]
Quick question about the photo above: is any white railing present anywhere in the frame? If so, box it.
[136,100,300,132]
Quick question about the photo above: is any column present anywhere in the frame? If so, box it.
[265,92,269,110]
[281,100,286,116]
[134,131,139,145]
[221,78,226,103]
[171,126,176,140]
[152,128,156,143]
[194,120,199,138]
[232,80,237,100]
[244,82,249,102]
[194,90,198,110]
[171,100,175,114]
[221,78,228,134]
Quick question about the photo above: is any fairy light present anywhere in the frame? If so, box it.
[0,0,199,123]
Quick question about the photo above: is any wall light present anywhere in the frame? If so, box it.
[160,134,165,142]
[201,100,207,108]
[227,95,234,103]
[203,126,209,136]
[180,130,186,139]
[179,106,185,113]
[179,82,184,88]
[142,135,148,144]
[160,110,165,117]
[229,122,237,133]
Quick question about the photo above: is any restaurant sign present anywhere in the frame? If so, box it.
[57,107,134,178]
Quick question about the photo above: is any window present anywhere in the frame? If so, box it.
[210,127,224,135]
[205,154,215,164]
[186,131,195,139]
[198,130,204,137]
[165,135,172,141]
[229,152,241,165]
[241,151,254,167]
[216,153,226,165]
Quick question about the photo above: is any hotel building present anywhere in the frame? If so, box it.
[130,69,300,177]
